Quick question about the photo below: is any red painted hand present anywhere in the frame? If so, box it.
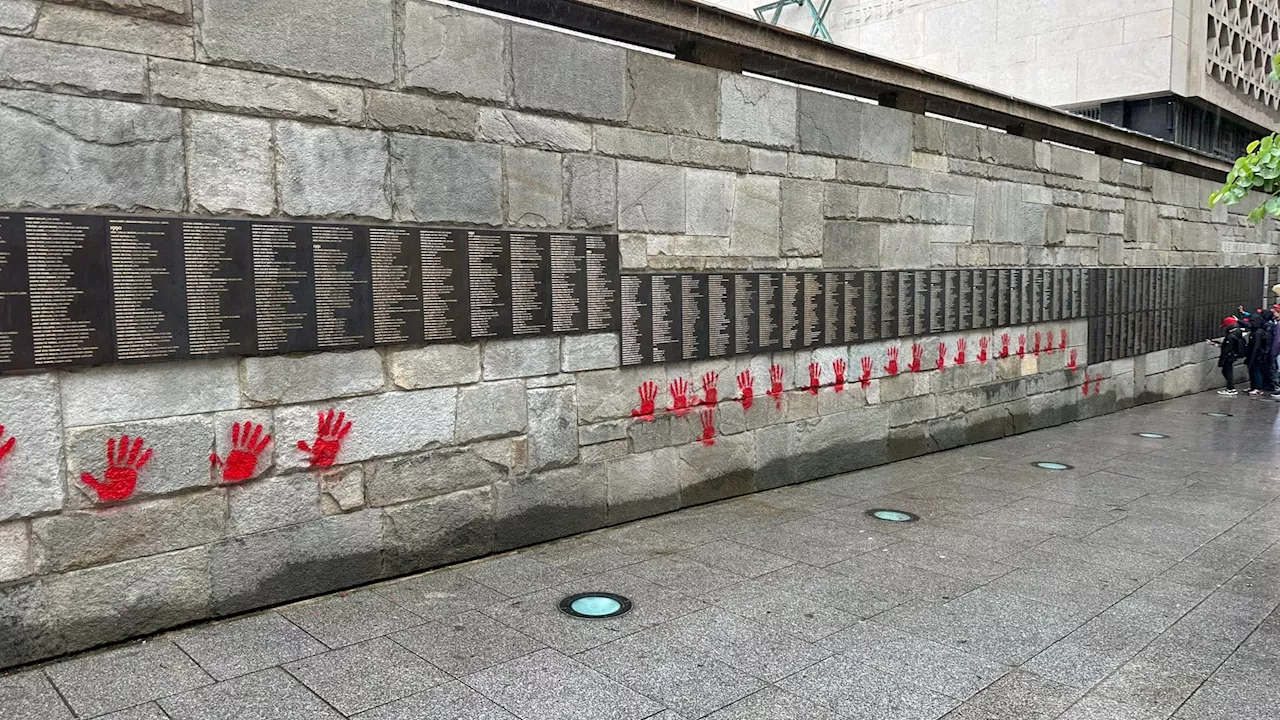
[699,408,717,447]
[954,338,967,366]
[859,357,872,389]
[1033,331,1042,357]
[1017,334,1027,359]
[807,362,822,395]
[701,372,720,406]
[1045,331,1056,354]
[885,347,900,376]
[737,370,754,410]
[631,381,658,421]
[833,359,847,393]
[1068,349,1078,372]
[909,344,924,373]
[1093,374,1102,395]
[1000,332,1010,359]
[297,409,351,469]
[1082,375,1091,396]
[768,364,784,409]
[936,343,947,372]
[0,425,13,465]
[668,377,697,417]
[1060,329,1068,349]
[210,421,271,483]
[81,435,152,502]
[978,336,989,364]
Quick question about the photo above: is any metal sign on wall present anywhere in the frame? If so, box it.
[0,213,620,372]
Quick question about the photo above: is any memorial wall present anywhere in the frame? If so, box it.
[0,0,1276,670]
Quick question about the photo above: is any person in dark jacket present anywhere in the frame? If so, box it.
[1270,305,1280,399]
[1245,312,1272,395]
[1212,316,1246,396]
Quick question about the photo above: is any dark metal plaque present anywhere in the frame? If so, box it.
[845,272,863,343]
[369,226,423,346]
[898,271,915,337]
[943,270,959,333]
[680,273,708,361]
[758,272,782,352]
[548,233,585,334]
[420,228,467,343]
[584,234,619,332]
[508,231,550,337]
[802,272,825,348]
[311,224,373,349]
[780,273,803,350]
[862,271,880,341]
[823,272,843,347]
[251,221,315,355]
[983,269,998,328]
[879,271,897,338]
[969,270,984,330]
[0,214,32,370]
[649,274,681,363]
[707,273,733,358]
[928,270,945,334]
[467,230,509,340]
[732,273,757,355]
[620,274,646,366]
[958,270,973,331]
[23,214,113,368]
[997,269,1011,327]
[107,217,187,361]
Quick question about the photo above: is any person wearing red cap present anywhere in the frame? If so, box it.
[1210,315,1246,396]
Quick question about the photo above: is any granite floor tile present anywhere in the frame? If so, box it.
[1022,471,1164,509]
[1099,578,1215,633]
[579,633,766,718]
[0,672,72,720]
[751,564,903,619]
[1055,693,1168,720]
[517,538,643,578]
[391,610,545,677]
[870,540,1013,583]
[1083,517,1216,561]
[97,703,171,719]
[352,681,517,720]
[586,525,695,558]
[889,524,1040,562]
[752,485,860,513]
[656,608,832,682]
[280,590,425,648]
[460,554,579,596]
[703,686,836,720]
[677,540,795,579]
[819,622,1009,701]
[976,497,1125,538]
[374,568,510,621]
[1021,614,1160,690]
[701,578,860,641]
[937,670,1081,720]
[827,553,982,604]
[464,649,662,720]
[46,640,212,718]
[1027,536,1173,577]
[778,655,959,720]
[981,563,1132,614]
[623,554,746,596]
[284,636,450,716]
[173,612,327,681]
[1091,626,1243,717]
[732,521,898,568]
[158,668,338,720]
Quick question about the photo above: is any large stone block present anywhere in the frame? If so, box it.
[730,175,781,256]
[0,0,37,34]
[149,59,364,124]
[719,73,797,148]
[527,386,577,471]
[0,89,182,210]
[477,108,593,152]
[781,179,824,257]
[199,0,394,83]
[859,104,913,165]
[242,349,385,405]
[0,374,63,521]
[566,154,616,229]
[606,447,678,523]
[44,548,211,652]
[595,126,669,162]
[209,511,381,614]
[64,415,216,505]
[798,90,861,158]
[576,366,666,423]
[822,221,879,268]
[186,111,273,216]
[32,490,225,573]
[676,431,755,505]
[626,52,717,137]
[618,160,685,233]
[562,333,619,372]
[482,337,561,380]
[365,90,476,139]
[0,521,30,582]
[366,446,506,507]
[34,4,192,59]
[493,464,607,550]
[505,147,563,227]
[456,380,528,443]
[510,24,625,120]
[389,343,480,389]
[403,1,505,102]
[61,359,239,426]
[228,474,322,535]
[684,168,735,237]
[273,388,456,471]
[0,580,54,669]
[277,121,391,219]
[391,133,502,225]
[879,224,931,268]
[670,136,750,171]
[382,486,493,575]
[0,34,145,98]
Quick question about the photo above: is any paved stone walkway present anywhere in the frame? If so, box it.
[5,391,1280,720]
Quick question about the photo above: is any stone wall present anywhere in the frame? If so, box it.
[0,0,1276,669]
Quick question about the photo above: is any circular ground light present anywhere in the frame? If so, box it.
[559,592,632,619]
[1134,432,1168,439]
[867,509,919,523]
[1032,461,1074,471]
[1205,412,1232,418]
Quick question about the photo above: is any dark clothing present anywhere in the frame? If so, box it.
[1246,320,1274,391]
[1250,362,1268,392]
[1224,363,1236,391]
[1217,328,1247,367]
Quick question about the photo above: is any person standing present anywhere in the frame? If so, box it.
[1245,312,1273,396]
[1212,316,1246,396]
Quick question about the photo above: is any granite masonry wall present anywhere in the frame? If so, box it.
[0,0,1277,669]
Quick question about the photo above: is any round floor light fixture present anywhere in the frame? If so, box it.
[1134,432,1168,439]
[559,592,632,619]
[1205,412,1232,418]
[1032,461,1073,471]
[866,509,919,523]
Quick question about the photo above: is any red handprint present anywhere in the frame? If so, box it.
[1000,333,1011,359]
[668,377,698,417]
[0,425,14,466]
[808,362,822,395]
[936,343,947,372]
[80,435,152,502]
[210,421,271,483]
[833,359,847,393]
[701,372,720,406]
[1060,329,1068,349]
[737,370,754,410]
[1068,349,1078,372]
[1093,374,1102,395]
[954,338,967,366]
[699,408,717,447]
[1033,332,1042,357]
[1045,331,1056,354]
[885,347,900,376]
[631,381,658,421]
[1082,375,1091,396]
[859,357,872,389]
[297,409,352,469]
[1017,334,1027,359]
[909,344,924,373]
[768,364,784,409]
[978,337,989,364]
